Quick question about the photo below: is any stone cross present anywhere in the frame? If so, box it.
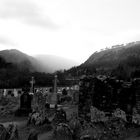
[54,74,58,93]
[30,77,35,93]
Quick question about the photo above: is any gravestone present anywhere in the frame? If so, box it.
[3,89,7,96]
[13,89,18,97]
[20,92,32,109]
[46,87,58,106]
[15,87,32,116]
[30,77,35,93]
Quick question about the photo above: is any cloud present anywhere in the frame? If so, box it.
[0,37,16,46]
[0,0,58,29]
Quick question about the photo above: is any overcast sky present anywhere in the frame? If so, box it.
[0,0,140,64]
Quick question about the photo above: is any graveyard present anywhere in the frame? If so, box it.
[1,0,140,139]
[1,75,140,140]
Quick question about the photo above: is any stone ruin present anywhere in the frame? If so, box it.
[78,75,140,124]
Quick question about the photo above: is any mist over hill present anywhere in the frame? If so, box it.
[0,49,42,72]
[35,55,79,73]
[0,49,78,88]
[0,49,78,73]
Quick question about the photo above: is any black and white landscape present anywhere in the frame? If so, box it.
[0,49,78,73]
[1,0,140,140]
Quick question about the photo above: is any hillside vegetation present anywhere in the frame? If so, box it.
[68,41,140,80]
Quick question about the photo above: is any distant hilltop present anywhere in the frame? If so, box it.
[0,49,78,73]
[67,41,140,79]
[0,49,79,88]
[83,41,140,68]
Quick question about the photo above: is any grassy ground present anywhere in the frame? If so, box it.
[0,115,53,140]
[1,106,140,140]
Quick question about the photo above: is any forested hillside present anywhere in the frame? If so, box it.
[67,41,140,80]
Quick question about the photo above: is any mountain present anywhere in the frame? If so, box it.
[0,49,43,72]
[0,50,54,88]
[67,41,140,79]
[0,49,78,73]
[83,41,140,69]
[35,55,79,72]
[0,49,78,88]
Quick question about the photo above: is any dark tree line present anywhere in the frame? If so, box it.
[0,57,53,88]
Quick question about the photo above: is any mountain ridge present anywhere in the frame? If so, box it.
[0,49,78,73]
[66,41,140,79]
[35,54,79,72]
[83,41,140,69]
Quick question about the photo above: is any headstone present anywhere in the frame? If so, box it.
[51,92,58,105]
[20,92,32,109]
[54,74,58,93]
[3,89,7,96]
[15,88,32,116]
[45,75,58,106]
[30,77,35,93]
[46,88,57,105]
[13,89,18,97]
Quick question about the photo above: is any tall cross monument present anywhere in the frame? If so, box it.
[30,76,35,93]
[54,74,58,93]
